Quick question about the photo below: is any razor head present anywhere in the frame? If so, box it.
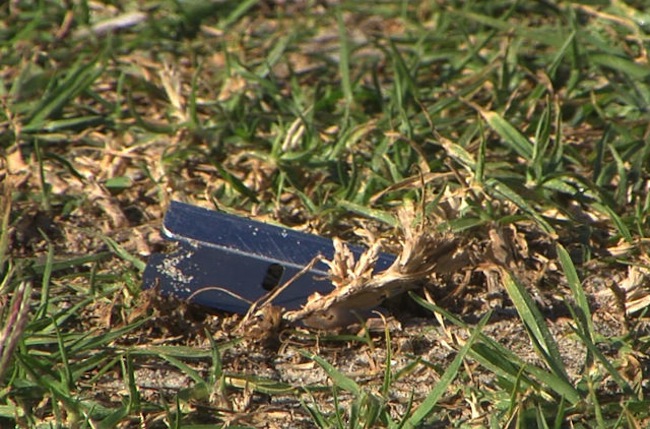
[143,201,395,313]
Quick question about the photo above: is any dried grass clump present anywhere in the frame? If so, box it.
[285,209,466,328]
[609,261,650,316]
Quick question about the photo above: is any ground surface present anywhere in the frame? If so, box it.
[1,1,650,428]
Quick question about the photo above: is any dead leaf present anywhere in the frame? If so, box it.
[285,207,465,328]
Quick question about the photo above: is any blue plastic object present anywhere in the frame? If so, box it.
[143,201,395,313]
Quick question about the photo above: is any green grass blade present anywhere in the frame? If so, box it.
[224,374,295,396]
[37,238,54,319]
[388,38,419,115]
[122,353,141,413]
[299,350,361,396]
[126,90,176,134]
[531,98,552,182]
[590,54,650,79]
[475,131,486,184]
[34,140,51,212]
[486,179,555,234]
[336,6,353,116]
[53,320,73,390]
[591,202,633,243]
[337,200,398,227]
[556,244,595,343]
[499,269,570,382]
[24,58,104,132]
[21,252,111,283]
[101,236,146,272]
[548,31,576,79]
[409,293,582,404]
[206,331,223,387]
[65,319,147,355]
[480,110,533,161]
[569,325,637,398]
[219,0,259,30]
[0,188,10,274]
[213,161,259,203]
[405,311,490,427]
[128,343,236,359]
[158,353,205,385]
[37,115,108,132]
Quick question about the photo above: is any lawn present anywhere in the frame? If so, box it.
[1,0,650,427]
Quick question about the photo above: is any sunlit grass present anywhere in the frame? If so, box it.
[1,0,649,427]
